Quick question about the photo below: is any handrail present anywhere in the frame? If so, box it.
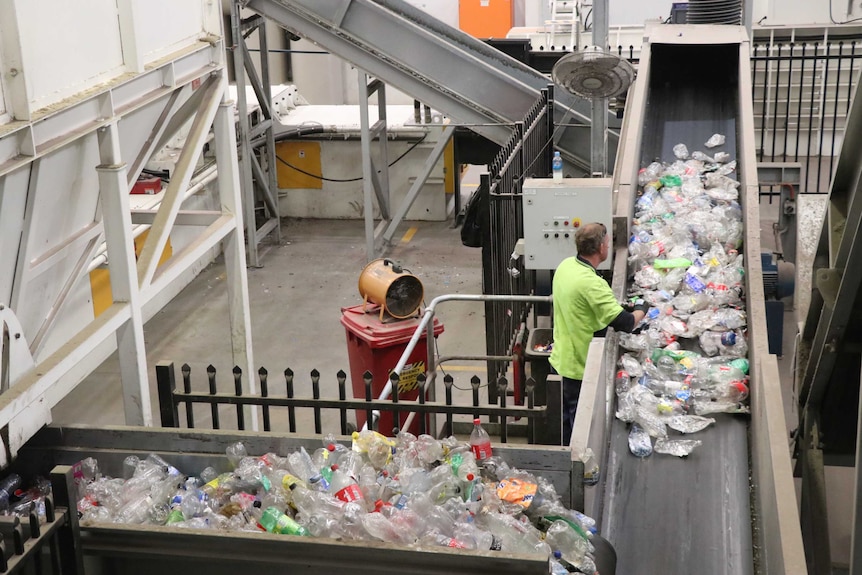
[363,293,553,431]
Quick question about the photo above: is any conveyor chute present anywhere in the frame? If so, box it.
[573,25,808,575]
[240,0,618,172]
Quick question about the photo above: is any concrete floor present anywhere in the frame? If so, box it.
[53,216,489,432]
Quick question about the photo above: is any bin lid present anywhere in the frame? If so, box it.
[341,304,444,348]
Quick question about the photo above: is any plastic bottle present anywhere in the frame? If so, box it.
[469,418,493,462]
[552,151,563,181]
[614,370,631,394]
[0,474,21,511]
[550,551,571,575]
[252,501,309,536]
[628,424,653,457]
[699,330,739,357]
[545,519,591,568]
[328,465,364,504]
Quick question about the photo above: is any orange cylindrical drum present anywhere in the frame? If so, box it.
[358,259,424,319]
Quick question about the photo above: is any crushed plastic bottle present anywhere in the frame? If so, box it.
[704,133,726,148]
[628,424,653,457]
[654,439,702,457]
[667,414,716,434]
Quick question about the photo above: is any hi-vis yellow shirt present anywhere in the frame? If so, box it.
[549,257,623,380]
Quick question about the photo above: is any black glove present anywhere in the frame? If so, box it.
[633,301,650,315]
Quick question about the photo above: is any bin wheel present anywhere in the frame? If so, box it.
[590,534,617,575]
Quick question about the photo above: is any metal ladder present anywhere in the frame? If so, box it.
[548,0,581,50]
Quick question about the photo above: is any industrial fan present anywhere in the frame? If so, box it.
[551,46,635,99]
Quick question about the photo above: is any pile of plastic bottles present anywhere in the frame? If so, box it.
[615,136,750,458]
[0,472,52,524]
[73,421,601,574]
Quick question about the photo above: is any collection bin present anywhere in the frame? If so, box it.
[340,305,444,435]
[16,425,577,575]
[524,328,553,406]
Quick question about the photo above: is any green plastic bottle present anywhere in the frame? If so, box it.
[255,502,309,536]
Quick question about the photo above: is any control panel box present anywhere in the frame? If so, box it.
[522,178,614,270]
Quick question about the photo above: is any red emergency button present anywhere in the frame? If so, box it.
[572,218,582,228]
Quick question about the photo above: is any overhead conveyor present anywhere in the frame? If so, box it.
[240,0,619,172]
[571,25,808,575]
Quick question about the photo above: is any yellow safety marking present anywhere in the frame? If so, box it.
[401,227,418,243]
[438,365,488,372]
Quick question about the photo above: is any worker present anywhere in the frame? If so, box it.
[550,222,648,445]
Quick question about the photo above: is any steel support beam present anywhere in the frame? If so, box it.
[381,125,455,246]
[230,1,280,268]
[799,72,862,414]
[136,76,222,288]
[590,0,609,177]
[96,122,152,426]
[800,420,832,574]
[852,359,862,575]
[214,91,258,430]
[359,71,378,261]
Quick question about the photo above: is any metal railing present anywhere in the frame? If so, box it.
[0,467,84,574]
[480,87,553,392]
[155,362,562,444]
[752,37,862,197]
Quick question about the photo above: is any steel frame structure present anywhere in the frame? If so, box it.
[0,10,258,464]
[230,2,281,268]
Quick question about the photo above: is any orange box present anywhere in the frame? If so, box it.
[459,0,513,38]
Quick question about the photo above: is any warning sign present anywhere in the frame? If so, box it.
[395,361,425,394]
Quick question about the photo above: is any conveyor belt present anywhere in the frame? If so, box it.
[601,43,754,575]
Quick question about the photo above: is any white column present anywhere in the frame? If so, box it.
[214,87,258,430]
[116,0,145,73]
[97,122,152,426]
[0,0,30,121]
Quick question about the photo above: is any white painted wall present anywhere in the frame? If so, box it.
[2,0,216,115]
[17,0,125,112]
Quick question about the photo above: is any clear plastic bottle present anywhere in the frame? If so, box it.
[614,370,631,395]
[328,465,365,504]
[552,151,563,181]
[700,330,735,356]
[469,418,493,462]
[545,519,591,568]
[0,473,22,512]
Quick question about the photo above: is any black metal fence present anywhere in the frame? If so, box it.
[752,38,862,197]
[0,467,84,574]
[480,87,553,389]
[155,362,563,445]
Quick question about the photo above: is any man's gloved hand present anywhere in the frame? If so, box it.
[623,298,649,314]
